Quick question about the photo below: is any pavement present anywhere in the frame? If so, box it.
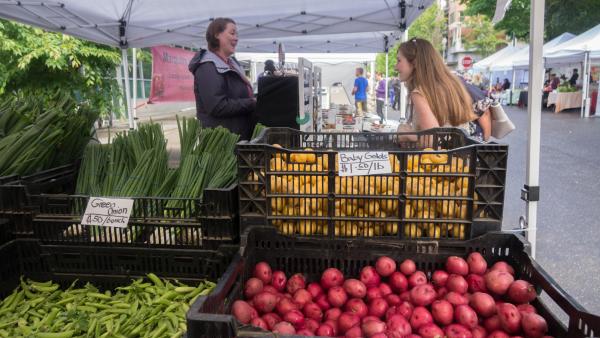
[100,101,600,316]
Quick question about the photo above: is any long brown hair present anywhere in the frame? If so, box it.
[206,17,236,52]
[398,38,475,126]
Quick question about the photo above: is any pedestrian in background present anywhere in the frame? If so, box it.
[352,67,368,115]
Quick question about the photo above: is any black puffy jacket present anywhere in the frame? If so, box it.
[188,49,255,140]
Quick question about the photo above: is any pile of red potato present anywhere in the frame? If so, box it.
[232,253,552,338]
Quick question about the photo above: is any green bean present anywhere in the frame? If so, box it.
[36,330,75,338]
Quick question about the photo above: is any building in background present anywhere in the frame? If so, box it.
[444,0,476,70]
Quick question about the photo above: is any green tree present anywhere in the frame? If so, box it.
[0,19,122,118]
[375,3,445,76]
[461,0,600,40]
[463,15,507,57]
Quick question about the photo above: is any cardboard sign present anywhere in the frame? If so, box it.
[81,197,134,228]
[338,151,392,176]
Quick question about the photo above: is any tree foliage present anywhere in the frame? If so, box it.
[463,15,507,57]
[0,19,122,118]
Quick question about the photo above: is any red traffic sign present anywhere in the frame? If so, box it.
[462,56,473,69]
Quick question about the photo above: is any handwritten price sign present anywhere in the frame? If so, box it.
[81,197,134,228]
[338,151,392,177]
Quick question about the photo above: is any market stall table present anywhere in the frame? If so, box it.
[547,91,582,113]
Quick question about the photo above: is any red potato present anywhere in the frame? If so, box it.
[369,297,389,319]
[432,270,449,288]
[294,289,313,307]
[386,294,402,306]
[363,315,382,324]
[287,273,306,294]
[305,318,320,333]
[467,252,488,276]
[410,306,433,330]
[486,330,510,338]
[253,262,273,284]
[321,267,345,289]
[232,300,258,324]
[345,326,364,337]
[431,300,454,325]
[516,303,537,314]
[271,270,287,291]
[296,328,315,336]
[250,317,268,330]
[399,291,411,302]
[436,287,448,299]
[361,266,382,288]
[400,259,417,275]
[445,291,469,306]
[307,282,324,299]
[410,284,437,306]
[387,301,413,320]
[254,292,278,313]
[367,287,384,302]
[491,261,515,275]
[444,324,473,338]
[521,313,548,338]
[485,270,514,296]
[507,280,537,304]
[316,323,335,337]
[244,278,264,299]
[324,320,339,336]
[315,294,331,311]
[418,323,444,338]
[446,256,470,276]
[379,283,393,296]
[386,314,412,337]
[455,304,479,329]
[404,335,422,338]
[346,298,369,318]
[303,302,323,321]
[363,319,388,337]
[484,315,502,332]
[409,271,428,288]
[371,333,389,338]
[467,274,488,293]
[276,297,300,316]
[325,307,342,321]
[328,286,348,308]
[283,309,305,330]
[470,292,496,318]
[344,279,368,298]
[497,303,522,334]
[389,272,409,293]
[447,274,469,294]
[262,285,279,294]
[339,312,362,334]
[376,256,397,277]
[272,321,296,334]
[471,325,487,338]
[262,313,282,330]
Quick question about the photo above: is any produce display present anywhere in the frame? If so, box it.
[232,255,552,338]
[0,92,97,176]
[262,146,473,239]
[0,274,215,338]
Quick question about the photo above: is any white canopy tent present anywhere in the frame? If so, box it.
[510,32,576,69]
[473,45,523,72]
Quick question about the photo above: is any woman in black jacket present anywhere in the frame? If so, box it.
[188,17,255,140]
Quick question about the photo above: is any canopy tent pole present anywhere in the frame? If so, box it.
[384,52,389,122]
[581,52,588,117]
[139,57,146,99]
[132,48,138,129]
[582,52,592,118]
[400,30,408,120]
[370,61,376,96]
[523,0,545,258]
[511,68,517,105]
[121,48,134,130]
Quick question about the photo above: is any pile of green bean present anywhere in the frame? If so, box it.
[0,273,215,338]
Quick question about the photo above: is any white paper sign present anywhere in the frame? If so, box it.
[338,151,392,177]
[81,197,134,228]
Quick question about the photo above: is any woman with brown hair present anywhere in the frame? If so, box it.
[396,38,489,141]
[188,17,256,140]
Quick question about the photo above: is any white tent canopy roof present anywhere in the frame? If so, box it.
[0,0,433,48]
[544,23,600,65]
[236,52,377,64]
[228,31,402,54]
[502,32,575,70]
[472,45,523,72]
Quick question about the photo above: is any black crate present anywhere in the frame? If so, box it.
[31,184,239,249]
[0,218,13,246]
[0,163,78,236]
[186,226,600,338]
[237,127,507,240]
[0,238,238,299]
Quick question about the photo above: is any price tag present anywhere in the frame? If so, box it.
[81,197,134,228]
[338,151,392,177]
